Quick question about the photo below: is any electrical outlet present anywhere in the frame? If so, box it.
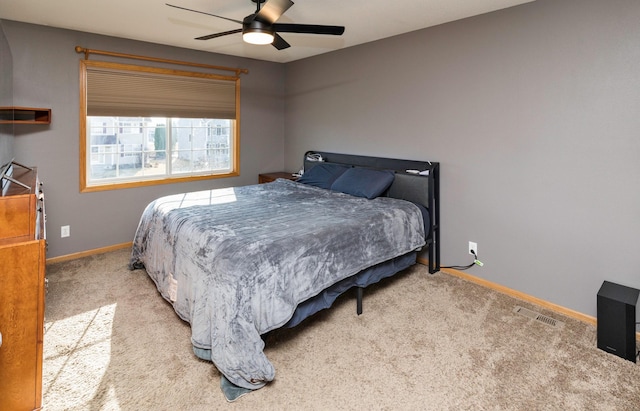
[61,225,70,238]
[469,241,477,256]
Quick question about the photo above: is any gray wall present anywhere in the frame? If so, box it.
[2,20,286,258]
[4,0,639,319]
[0,23,13,165]
[284,0,640,317]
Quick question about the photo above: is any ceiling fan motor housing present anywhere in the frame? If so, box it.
[242,14,275,44]
[243,14,274,35]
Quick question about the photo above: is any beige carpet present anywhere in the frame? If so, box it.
[43,248,640,410]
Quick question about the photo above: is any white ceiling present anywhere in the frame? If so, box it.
[0,0,534,63]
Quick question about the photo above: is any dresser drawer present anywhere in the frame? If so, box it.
[0,166,38,244]
[0,195,35,241]
[0,240,45,411]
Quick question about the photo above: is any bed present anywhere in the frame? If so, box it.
[129,151,440,399]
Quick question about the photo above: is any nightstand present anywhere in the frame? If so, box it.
[258,172,298,184]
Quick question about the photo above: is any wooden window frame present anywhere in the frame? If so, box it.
[79,59,242,193]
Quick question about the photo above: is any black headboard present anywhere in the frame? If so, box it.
[303,150,440,273]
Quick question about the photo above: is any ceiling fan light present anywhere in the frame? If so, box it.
[243,30,274,45]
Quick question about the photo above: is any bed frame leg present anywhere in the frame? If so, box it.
[356,287,363,315]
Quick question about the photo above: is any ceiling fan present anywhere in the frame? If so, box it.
[167,0,345,50]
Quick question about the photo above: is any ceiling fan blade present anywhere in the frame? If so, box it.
[271,33,291,50]
[256,0,294,24]
[274,23,345,36]
[166,3,243,25]
[195,28,242,41]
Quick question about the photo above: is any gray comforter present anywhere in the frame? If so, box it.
[129,179,425,390]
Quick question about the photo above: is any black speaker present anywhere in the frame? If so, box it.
[597,281,639,362]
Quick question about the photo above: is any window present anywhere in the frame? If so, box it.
[86,116,233,182]
[79,59,241,192]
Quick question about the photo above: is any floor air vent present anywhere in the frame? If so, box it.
[513,306,564,329]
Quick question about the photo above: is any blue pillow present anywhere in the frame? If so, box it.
[330,168,395,199]
[297,163,350,189]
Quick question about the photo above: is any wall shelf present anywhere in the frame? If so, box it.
[0,106,51,124]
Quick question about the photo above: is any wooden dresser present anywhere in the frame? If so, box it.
[0,162,46,411]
